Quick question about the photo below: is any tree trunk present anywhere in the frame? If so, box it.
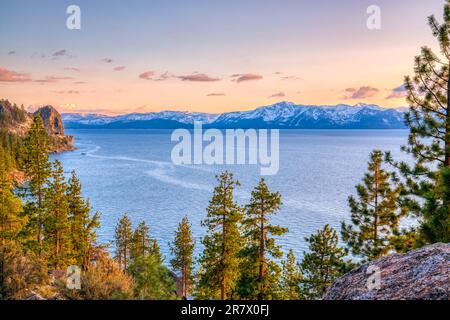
[258,207,265,300]
[221,212,226,300]
[446,72,450,167]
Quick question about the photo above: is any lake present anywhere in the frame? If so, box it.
[54,129,410,261]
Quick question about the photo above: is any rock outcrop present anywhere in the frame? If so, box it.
[35,105,65,136]
[0,99,74,152]
[323,243,450,300]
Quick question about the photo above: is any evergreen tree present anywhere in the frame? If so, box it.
[301,225,346,299]
[130,221,152,261]
[43,160,71,269]
[278,249,303,300]
[238,178,287,300]
[22,114,51,249]
[151,238,162,263]
[115,214,133,270]
[67,171,100,270]
[128,254,176,300]
[0,158,22,243]
[198,171,243,300]
[170,215,195,298]
[342,150,405,261]
[385,0,450,244]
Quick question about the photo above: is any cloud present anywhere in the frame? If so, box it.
[344,86,379,99]
[268,91,286,98]
[54,90,79,94]
[52,49,68,57]
[8,51,16,55]
[232,73,263,83]
[65,67,80,72]
[386,84,408,99]
[207,93,226,97]
[58,103,115,114]
[34,76,74,83]
[281,75,302,81]
[114,66,126,71]
[154,72,172,81]
[139,71,156,80]
[73,81,87,84]
[0,67,31,82]
[102,58,113,63]
[178,73,220,82]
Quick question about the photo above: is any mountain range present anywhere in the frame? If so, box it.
[62,102,408,129]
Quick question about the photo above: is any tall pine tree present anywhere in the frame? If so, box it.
[301,225,346,299]
[67,171,100,270]
[130,221,152,261]
[238,178,287,300]
[278,249,303,300]
[198,171,243,300]
[342,150,405,261]
[385,0,450,245]
[0,157,22,244]
[170,215,195,299]
[43,160,71,269]
[115,214,133,270]
[22,114,51,250]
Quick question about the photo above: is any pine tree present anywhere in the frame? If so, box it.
[385,0,450,245]
[301,225,346,299]
[43,160,71,269]
[198,171,243,300]
[0,158,22,244]
[238,178,287,300]
[115,214,133,270]
[130,221,152,261]
[67,171,100,270]
[151,238,162,263]
[342,150,405,261]
[128,254,176,300]
[170,215,195,298]
[22,114,51,249]
[278,249,303,300]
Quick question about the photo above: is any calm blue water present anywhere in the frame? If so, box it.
[54,129,410,262]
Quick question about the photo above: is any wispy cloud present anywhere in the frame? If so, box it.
[52,49,69,57]
[232,73,263,83]
[0,67,31,82]
[207,93,226,97]
[54,90,80,94]
[268,91,285,98]
[102,58,113,63]
[139,71,156,80]
[154,71,172,81]
[386,84,408,99]
[64,67,80,72]
[281,75,302,81]
[178,73,220,82]
[7,50,16,55]
[114,66,126,71]
[344,86,379,99]
[34,76,74,83]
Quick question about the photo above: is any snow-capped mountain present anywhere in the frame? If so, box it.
[62,102,407,129]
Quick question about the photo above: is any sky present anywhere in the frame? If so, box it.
[0,0,445,114]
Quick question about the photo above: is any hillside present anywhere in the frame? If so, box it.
[0,99,74,152]
[62,102,408,129]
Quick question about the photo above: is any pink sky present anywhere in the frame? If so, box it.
[0,0,443,114]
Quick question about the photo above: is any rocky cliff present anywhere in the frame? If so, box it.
[0,99,74,152]
[323,243,450,300]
